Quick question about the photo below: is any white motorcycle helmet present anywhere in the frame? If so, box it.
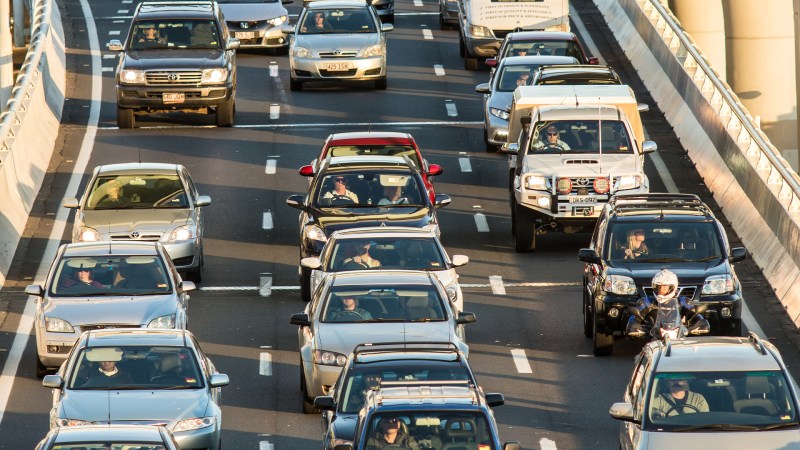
[652,269,678,303]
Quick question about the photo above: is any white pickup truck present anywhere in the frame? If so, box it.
[503,85,657,251]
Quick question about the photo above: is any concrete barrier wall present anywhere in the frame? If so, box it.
[0,0,65,288]
[595,0,800,325]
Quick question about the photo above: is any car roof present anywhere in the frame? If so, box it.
[306,0,369,9]
[96,162,181,175]
[499,55,579,66]
[331,226,438,240]
[353,342,463,364]
[136,1,216,20]
[537,105,627,120]
[653,337,783,372]
[61,241,161,257]
[327,132,414,145]
[370,382,482,409]
[53,425,166,443]
[505,31,577,41]
[84,328,189,347]
[608,194,715,220]
[331,270,435,286]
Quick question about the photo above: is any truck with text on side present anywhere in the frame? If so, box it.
[458,0,569,70]
[502,84,657,251]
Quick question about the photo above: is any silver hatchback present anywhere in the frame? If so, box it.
[285,0,393,90]
[28,241,194,377]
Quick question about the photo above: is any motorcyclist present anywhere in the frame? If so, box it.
[626,269,710,339]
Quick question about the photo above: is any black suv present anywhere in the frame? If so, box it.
[286,155,451,301]
[107,1,239,128]
[314,342,482,449]
[578,193,747,356]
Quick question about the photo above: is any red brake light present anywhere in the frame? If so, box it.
[299,165,315,177]
[427,164,443,176]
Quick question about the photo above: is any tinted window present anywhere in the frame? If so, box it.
[502,40,582,60]
[326,237,446,271]
[68,346,202,390]
[314,171,424,207]
[606,222,722,264]
[86,174,188,210]
[51,255,171,296]
[321,286,446,323]
[364,412,496,449]
[129,20,219,50]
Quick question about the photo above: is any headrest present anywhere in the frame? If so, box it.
[67,259,97,269]
[160,354,181,373]
[406,297,429,309]
[445,419,476,438]
[745,377,771,396]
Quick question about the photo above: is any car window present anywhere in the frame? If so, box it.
[129,19,220,50]
[67,346,203,390]
[313,172,424,208]
[51,255,172,296]
[86,175,189,210]
[364,412,495,449]
[326,145,421,170]
[326,237,446,271]
[300,8,376,34]
[530,120,633,154]
[501,40,583,60]
[321,286,446,323]
[606,222,723,264]
[496,66,535,92]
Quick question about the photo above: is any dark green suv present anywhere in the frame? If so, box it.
[107,1,239,128]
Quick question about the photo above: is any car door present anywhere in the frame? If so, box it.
[621,351,650,449]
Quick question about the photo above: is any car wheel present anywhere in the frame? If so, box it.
[459,37,465,57]
[464,55,478,71]
[117,106,134,129]
[583,283,593,338]
[385,13,394,24]
[727,318,744,337]
[290,78,303,91]
[593,313,614,356]
[35,357,48,379]
[300,362,317,414]
[300,266,311,302]
[216,98,234,127]
[513,203,535,252]
[508,170,515,208]
[275,45,289,56]
[374,76,387,90]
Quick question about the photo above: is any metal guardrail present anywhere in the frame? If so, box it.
[0,0,49,166]
[638,0,800,213]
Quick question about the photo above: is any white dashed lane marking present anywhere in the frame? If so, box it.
[265,157,278,174]
[101,67,114,72]
[474,213,489,232]
[259,441,274,450]
[489,275,505,294]
[102,54,116,59]
[445,100,457,117]
[413,0,423,5]
[458,152,471,172]
[433,64,445,76]
[262,211,274,230]
[109,30,120,35]
[116,9,128,13]
[540,438,558,450]
[422,28,433,40]
[510,349,533,374]
[259,352,272,376]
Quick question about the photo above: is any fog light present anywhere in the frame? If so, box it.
[720,307,732,318]
[47,345,60,353]
[608,308,619,318]
[537,196,550,208]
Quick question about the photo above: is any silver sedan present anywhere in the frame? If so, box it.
[285,0,393,90]
[217,0,293,51]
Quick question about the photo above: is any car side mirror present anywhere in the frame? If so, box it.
[209,373,230,387]
[62,197,79,209]
[179,281,196,293]
[484,58,497,67]
[455,312,476,325]
[475,83,490,94]
[609,401,638,423]
[730,247,747,263]
[451,255,469,267]
[286,194,305,210]
[106,40,123,51]
[641,141,657,154]
[25,284,44,297]
[290,313,311,326]
[314,395,336,411]
[195,195,211,207]
[588,56,599,65]
[381,23,394,32]
[42,374,63,388]
[299,165,315,177]
[578,248,601,264]
[301,257,322,270]
[485,392,504,407]
[637,102,650,113]
[227,38,240,50]
[434,194,451,208]
[282,23,295,34]
[503,443,522,450]
[427,164,443,177]
[500,143,519,155]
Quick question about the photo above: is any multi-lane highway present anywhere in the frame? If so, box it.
[0,0,798,448]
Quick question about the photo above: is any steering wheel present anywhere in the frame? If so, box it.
[330,194,355,205]
[333,310,365,321]
[381,446,410,450]
[545,143,566,150]
[662,403,701,416]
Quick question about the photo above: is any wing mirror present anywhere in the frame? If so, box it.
[578,248,601,264]
[62,197,79,209]
[451,255,469,267]
[637,102,650,113]
[484,58,498,67]
[42,374,63,388]
[301,257,322,270]
[286,194,305,210]
[195,195,211,207]
[25,284,44,297]
[455,312,477,325]
[290,313,311,326]
[381,23,394,32]
[485,392,505,407]
[106,40,123,51]
[427,163,443,177]
[209,373,230,387]
[228,38,241,50]
[609,401,638,423]
[179,281,196,293]
[500,143,519,155]
[588,56,599,65]
[641,141,657,154]
[314,395,336,411]
[730,247,747,263]
[434,194,451,208]
[475,83,490,94]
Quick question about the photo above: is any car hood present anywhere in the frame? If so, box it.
[331,414,359,443]
[60,390,208,422]
[317,322,451,355]
[122,50,225,70]
[313,207,434,234]
[487,91,514,113]
[607,262,729,286]
[80,209,191,236]
[45,296,178,325]
[218,3,286,21]
[521,153,640,176]
[644,429,800,449]
[295,33,381,52]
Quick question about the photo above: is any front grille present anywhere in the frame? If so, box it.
[228,20,264,29]
[320,69,358,77]
[643,286,698,300]
[110,233,162,241]
[319,51,358,58]
[494,30,512,39]
[80,324,142,333]
[145,71,203,85]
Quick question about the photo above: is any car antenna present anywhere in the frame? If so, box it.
[598,100,603,174]
[138,147,142,164]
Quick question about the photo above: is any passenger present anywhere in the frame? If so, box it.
[96,180,131,208]
[329,295,373,321]
[623,229,649,260]
[511,47,528,56]
[533,125,571,151]
[378,185,406,205]
[366,416,421,450]
[342,241,381,269]
[651,378,709,417]
[323,176,359,203]
[515,71,531,87]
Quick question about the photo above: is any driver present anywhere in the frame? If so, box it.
[366,415,421,450]
[533,125,571,151]
[329,295,373,321]
[323,176,359,203]
[651,377,709,417]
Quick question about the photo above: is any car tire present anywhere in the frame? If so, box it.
[513,203,535,252]
[464,55,478,71]
[459,37,465,57]
[374,77,387,90]
[582,283,593,338]
[300,363,317,414]
[300,266,311,302]
[215,99,234,127]
[727,318,744,337]
[385,13,394,24]
[439,14,447,30]
[290,78,303,91]
[276,45,289,56]
[117,106,134,129]
[36,357,48,379]
[593,313,614,356]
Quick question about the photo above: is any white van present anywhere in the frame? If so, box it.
[458,0,569,70]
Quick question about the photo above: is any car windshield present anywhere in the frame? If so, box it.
[363,411,496,450]
[50,255,172,297]
[85,175,188,210]
[321,286,446,323]
[340,362,472,413]
[326,145,421,170]
[313,171,425,208]
[646,371,799,431]
[536,71,620,85]
[502,40,583,60]
[299,8,376,34]
[51,444,166,450]
[67,346,203,390]
[606,222,723,264]
[129,20,220,50]
[325,237,446,271]
[530,120,634,154]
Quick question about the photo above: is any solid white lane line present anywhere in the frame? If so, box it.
[445,101,458,117]
[259,441,274,450]
[413,0,422,5]
[510,349,533,374]
[489,275,506,294]
[259,352,272,376]
[650,152,679,192]
[540,438,558,450]
[474,213,489,232]
[433,64,445,76]
[265,158,277,174]
[262,211,274,230]
[422,29,433,40]
[109,30,120,35]
[458,156,472,172]
[99,120,484,130]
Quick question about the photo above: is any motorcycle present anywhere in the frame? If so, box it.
[626,295,710,341]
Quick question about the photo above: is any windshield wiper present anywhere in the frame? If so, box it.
[155,385,197,390]
[635,257,688,263]
[372,318,405,322]
[695,255,722,262]
[673,423,759,432]
[757,422,800,431]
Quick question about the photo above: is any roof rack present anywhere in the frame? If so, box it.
[354,342,460,356]
[376,380,477,404]
[609,193,710,213]
[748,331,769,355]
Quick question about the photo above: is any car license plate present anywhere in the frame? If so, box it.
[162,93,184,104]
[568,195,597,204]
[572,206,595,216]
[236,31,255,39]
[325,62,352,72]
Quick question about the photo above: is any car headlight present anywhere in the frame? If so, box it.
[445,285,458,303]
[201,68,228,83]
[468,24,492,37]
[166,225,194,242]
[603,275,637,296]
[361,44,384,58]
[172,416,216,433]
[148,314,176,329]
[268,15,288,26]
[57,418,93,427]
[119,69,145,84]
[293,46,313,58]
[45,317,75,333]
[303,225,327,243]
[314,350,347,366]
[614,175,641,191]
[702,274,734,295]
[524,175,549,191]
[489,107,509,120]
[77,227,101,242]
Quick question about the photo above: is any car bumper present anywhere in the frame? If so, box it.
[308,362,343,399]
[116,84,233,110]
[230,25,288,49]
[463,35,501,58]
[291,56,386,81]
[162,239,202,271]
[36,331,79,368]
[173,423,221,450]
[515,186,649,227]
